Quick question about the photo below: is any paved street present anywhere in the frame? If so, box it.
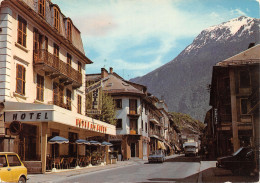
[28,155,259,183]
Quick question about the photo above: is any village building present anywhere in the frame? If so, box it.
[0,0,116,173]
[86,68,180,160]
[206,44,259,159]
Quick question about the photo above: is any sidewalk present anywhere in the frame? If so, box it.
[199,161,260,183]
[27,160,137,183]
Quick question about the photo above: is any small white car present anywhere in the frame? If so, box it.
[148,150,166,163]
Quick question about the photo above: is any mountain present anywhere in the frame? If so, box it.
[131,16,260,121]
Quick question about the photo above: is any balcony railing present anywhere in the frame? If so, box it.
[129,128,142,135]
[33,49,82,88]
[149,129,163,139]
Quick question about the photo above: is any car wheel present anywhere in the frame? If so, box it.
[18,176,26,183]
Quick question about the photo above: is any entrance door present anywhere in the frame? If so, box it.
[131,143,136,157]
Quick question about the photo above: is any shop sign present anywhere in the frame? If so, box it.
[5,111,52,122]
[76,118,107,133]
[86,109,101,115]
[109,135,123,141]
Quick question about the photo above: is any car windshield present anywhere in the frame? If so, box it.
[150,150,164,155]
[232,147,250,156]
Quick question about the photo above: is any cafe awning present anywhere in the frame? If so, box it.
[158,141,166,150]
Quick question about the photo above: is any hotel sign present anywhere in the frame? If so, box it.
[5,111,53,122]
[86,81,102,94]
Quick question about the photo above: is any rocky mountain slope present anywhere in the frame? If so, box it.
[131,16,260,121]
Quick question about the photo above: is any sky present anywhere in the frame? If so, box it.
[52,0,259,80]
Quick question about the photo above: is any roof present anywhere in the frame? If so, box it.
[102,74,145,96]
[217,44,260,66]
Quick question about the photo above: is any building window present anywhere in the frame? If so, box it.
[240,70,250,88]
[240,98,248,115]
[141,120,143,131]
[36,74,44,101]
[16,64,26,95]
[78,61,82,74]
[38,0,45,17]
[67,19,72,41]
[53,82,64,107]
[53,6,60,31]
[129,99,137,114]
[17,15,27,47]
[145,122,148,133]
[53,43,59,58]
[67,53,72,66]
[45,37,48,51]
[66,89,72,110]
[77,95,82,114]
[114,99,122,109]
[116,119,122,129]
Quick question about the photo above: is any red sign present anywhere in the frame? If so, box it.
[76,118,107,133]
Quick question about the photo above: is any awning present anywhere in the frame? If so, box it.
[158,141,166,150]
[174,144,181,151]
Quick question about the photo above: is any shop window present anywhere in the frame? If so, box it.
[78,61,82,74]
[53,6,60,31]
[67,19,72,41]
[240,98,248,115]
[38,0,45,17]
[66,89,72,110]
[36,74,44,101]
[17,15,27,47]
[53,43,59,58]
[116,119,122,129]
[67,53,72,66]
[16,64,26,95]
[77,95,82,114]
[240,70,250,88]
[114,99,122,109]
[51,131,59,158]
[129,99,137,114]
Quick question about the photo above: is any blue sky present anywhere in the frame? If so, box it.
[53,0,259,80]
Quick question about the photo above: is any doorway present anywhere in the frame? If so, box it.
[131,143,136,157]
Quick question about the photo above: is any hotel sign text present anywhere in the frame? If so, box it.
[5,111,53,122]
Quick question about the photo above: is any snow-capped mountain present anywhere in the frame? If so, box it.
[131,16,259,121]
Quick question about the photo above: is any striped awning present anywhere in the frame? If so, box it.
[158,141,166,150]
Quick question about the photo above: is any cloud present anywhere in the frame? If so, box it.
[52,0,254,79]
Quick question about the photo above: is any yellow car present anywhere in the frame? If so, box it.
[0,152,27,183]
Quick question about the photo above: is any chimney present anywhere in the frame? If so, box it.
[109,67,113,74]
[101,68,108,78]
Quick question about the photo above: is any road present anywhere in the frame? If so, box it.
[55,155,201,183]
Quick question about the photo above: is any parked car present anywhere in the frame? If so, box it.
[0,152,27,183]
[216,147,258,175]
[148,150,166,163]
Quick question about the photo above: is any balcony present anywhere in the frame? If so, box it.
[129,128,142,135]
[149,129,163,140]
[149,115,160,125]
[128,109,140,118]
[33,49,82,89]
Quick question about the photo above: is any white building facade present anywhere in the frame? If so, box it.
[0,0,115,173]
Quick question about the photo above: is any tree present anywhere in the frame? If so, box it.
[86,88,116,126]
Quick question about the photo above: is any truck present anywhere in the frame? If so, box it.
[183,142,198,157]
